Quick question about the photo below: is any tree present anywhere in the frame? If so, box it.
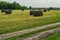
[10,1,21,9]
[29,6,32,9]
[0,1,28,9]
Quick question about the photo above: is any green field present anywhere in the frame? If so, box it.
[0,10,60,35]
[44,32,60,40]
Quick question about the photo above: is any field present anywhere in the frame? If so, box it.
[0,10,60,40]
[0,10,60,35]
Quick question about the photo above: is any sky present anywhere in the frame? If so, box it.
[0,0,60,8]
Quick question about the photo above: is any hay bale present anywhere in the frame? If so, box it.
[33,11,43,16]
[21,9,24,11]
[33,11,40,16]
[30,11,34,15]
[48,9,50,11]
[32,9,35,10]
[43,9,47,12]
[39,11,43,16]
[5,10,12,14]
[1,9,5,12]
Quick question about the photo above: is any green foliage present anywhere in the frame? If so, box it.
[0,1,27,9]
[29,6,32,9]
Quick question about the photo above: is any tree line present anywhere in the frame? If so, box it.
[0,1,28,9]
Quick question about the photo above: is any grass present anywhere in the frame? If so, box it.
[44,32,60,40]
[5,25,60,40]
[0,10,60,34]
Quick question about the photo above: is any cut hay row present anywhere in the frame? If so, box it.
[23,27,60,40]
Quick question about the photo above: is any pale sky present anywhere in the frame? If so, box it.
[0,0,60,8]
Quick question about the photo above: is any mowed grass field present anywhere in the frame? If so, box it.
[0,10,60,34]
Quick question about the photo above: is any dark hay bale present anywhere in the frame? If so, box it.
[21,9,24,11]
[49,7,53,10]
[43,9,47,12]
[32,9,35,10]
[5,10,12,14]
[1,9,5,12]
[33,11,43,17]
[30,11,34,15]
[48,9,50,11]
[39,11,43,16]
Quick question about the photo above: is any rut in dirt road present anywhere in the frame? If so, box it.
[22,27,60,40]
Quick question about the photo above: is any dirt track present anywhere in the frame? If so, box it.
[23,27,60,40]
[0,22,60,40]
